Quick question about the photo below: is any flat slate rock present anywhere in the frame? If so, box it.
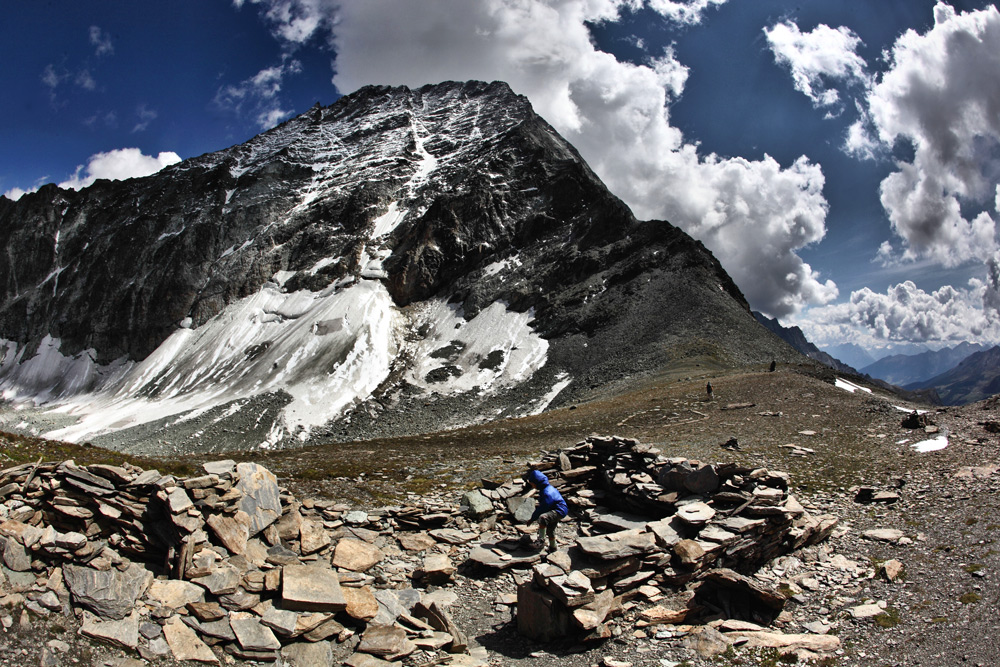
[147,579,206,610]
[428,528,478,544]
[282,640,333,667]
[2,540,31,572]
[206,511,251,555]
[701,568,786,610]
[343,585,379,622]
[63,562,153,621]
[461,490,494,519]
[576,530,657,560]
[163,616,219,664]
[468,543,542,570]
[332,538,384,572]
[299,519,332,555]
[230,613,281,651]
[676,501,716,525]
[506,496,536,523]
[645,518,681,548]
[397,532,436,552]
[863,528,906,543]
[191,563,241,595]
[235,462,282,537]
[591,511,648,533]
[358,624,416,659]
[373,588,420,625]
[80,610,140,650]
[726,630,840,652]
[184,616,236,641]
[203,460,236,476]
[344,653,394,667]
[281,565,346,612]
[260,606,298,636]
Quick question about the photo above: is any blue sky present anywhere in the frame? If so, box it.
[3,0,1000,354]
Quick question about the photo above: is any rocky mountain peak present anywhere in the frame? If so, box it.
[0,80,793,451]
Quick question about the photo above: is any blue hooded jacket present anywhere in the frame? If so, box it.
[526,470,568,521]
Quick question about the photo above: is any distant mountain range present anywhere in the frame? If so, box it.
[860,342,987,387]
[752,313,1000,407]
[904,346,1000,405]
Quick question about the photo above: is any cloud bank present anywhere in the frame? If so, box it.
[238,0,834,318]
[4,149,181,200]
[5,149,181,200]
[797,278,1000,348]
[774,3,1000,346]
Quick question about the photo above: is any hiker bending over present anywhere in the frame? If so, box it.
[523,470,568,551]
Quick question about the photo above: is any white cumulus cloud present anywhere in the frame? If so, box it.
[58,148,182,191]
[860,2,1000,270]
[764,20,869,109]
[242,0,832,317]
[647,0,728,26]
[236,0,340,46]
[797,278,1000,348]
[3,187,30,201]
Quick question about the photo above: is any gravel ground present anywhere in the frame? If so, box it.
[2,367,999,666]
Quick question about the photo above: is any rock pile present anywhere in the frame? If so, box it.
[901,411,934,429]
[0,435,842,664]
[471,436,839,644]
[0,458,484,665]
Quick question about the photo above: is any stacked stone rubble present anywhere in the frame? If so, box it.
[0,458,486,665]
[0,435,842,662]
[473,436,839,643]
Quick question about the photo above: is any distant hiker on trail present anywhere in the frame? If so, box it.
[523,469,567,551]
[706,381,713,399]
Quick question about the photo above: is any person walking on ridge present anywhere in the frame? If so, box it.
[523,469,567,551]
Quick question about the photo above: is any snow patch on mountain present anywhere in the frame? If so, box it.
[404,300,547,395]
[834,377,872,394]
[0,274,552,447]
[372,202,407,237]
[0,336,130,404]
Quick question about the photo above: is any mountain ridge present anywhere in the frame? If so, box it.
[860,341,987,387]
[904,345,1000,405]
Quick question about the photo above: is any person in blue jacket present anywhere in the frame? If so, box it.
[523,469,568,551]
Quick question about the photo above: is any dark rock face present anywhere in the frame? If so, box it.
[0,80,796,450]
